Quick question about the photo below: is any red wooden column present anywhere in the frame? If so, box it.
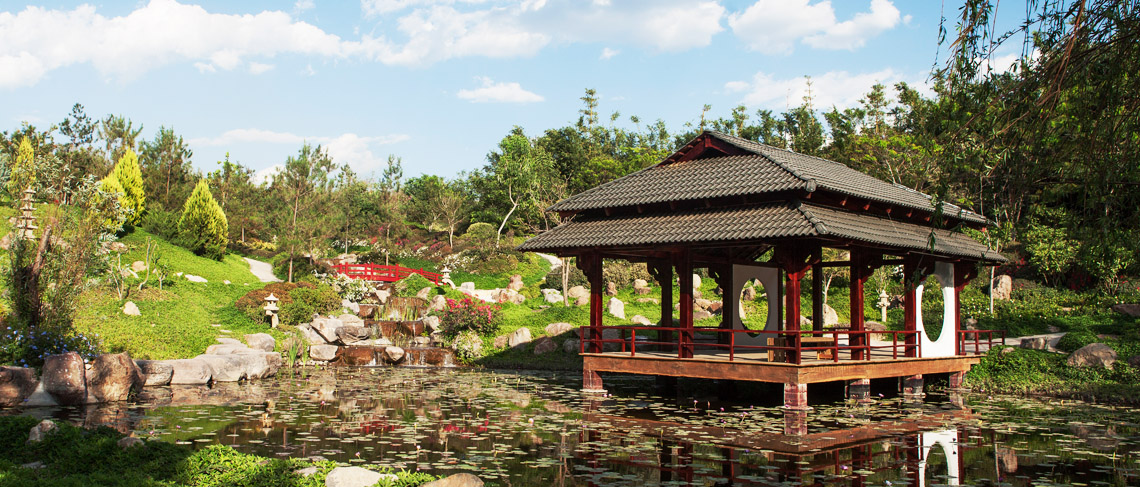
[902,260,919,358]
[776,246,815,363]
[677,249,694,358]
[579,251,605,393]
[811,247,824,332]
[849,251,876,360]
[648,260,673,350]
[953,262,979,356]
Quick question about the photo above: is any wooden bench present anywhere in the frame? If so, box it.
[800,336,835,360]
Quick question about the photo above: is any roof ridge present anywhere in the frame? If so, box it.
[706,131,817,191]
[792,199,829,235]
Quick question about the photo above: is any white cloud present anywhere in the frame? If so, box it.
[189,128,410,172]
[252,164,284,185]
[725,68,927,111]
[294,0,315,13]
[193,62,216,74]
[457,76,543,103]
[248,62,275,74]
[600,47,619,60]
[729,0,900,54]
[361,0,488,17]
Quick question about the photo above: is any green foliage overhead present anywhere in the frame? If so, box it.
[112,148,146,225]
[178,179,229,260]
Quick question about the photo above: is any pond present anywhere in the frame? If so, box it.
[8,367,1140,486]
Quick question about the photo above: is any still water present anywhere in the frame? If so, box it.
[13,367,1140,486]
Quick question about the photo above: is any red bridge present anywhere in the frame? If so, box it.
[331,263,442,285]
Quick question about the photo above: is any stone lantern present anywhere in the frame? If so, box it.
[16,187,37,241]
[264,293,280,328]
[440,266,455,288]
[877,289,890,322]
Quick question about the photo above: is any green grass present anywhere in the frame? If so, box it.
[74,228,288,360]
[0,415,436,486]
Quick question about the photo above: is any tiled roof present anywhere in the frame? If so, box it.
[518,200,1004,262]
[549,131,987,224]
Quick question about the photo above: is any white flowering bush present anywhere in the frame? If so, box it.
[452,330,484,363]
[319,273,374,302]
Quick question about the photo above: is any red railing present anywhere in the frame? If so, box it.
[577,326,921,365]
[958,330,1006,355]
[331,263,442,285]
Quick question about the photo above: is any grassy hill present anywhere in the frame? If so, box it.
[73,229,287,360]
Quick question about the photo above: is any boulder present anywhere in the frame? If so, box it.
[412,336,431,347]
[694,298,713,310]
[416,287,433,300]
[964,318,978,330]
[310,344,339,362]
[1067,343,1117,368]
[992,275,1013,300]
[337,347,376,366]
[508,274,524,292]
[357,304,377,319]
[423,315,442,334]
[533,337,557,355]
[185,274,207,283]
[491,288,524,304]
[107,241,127,252]
[605,281,617,296]
[1020,337,1049,350]
[459,282,476,294]
[429,295,447,312]
[494,335,508,348]
[692,274,702,289]
[633,286,652,295]
[22,381,58,407]
[742,286,757,301]
[566,286,589,300]
[1111,303,1140,318]
[508,328,532,348]
[42,352,87,406]
[86,353,144,403]
[706,301,723,313]
[312,318,345,343]
[607,297,625,319]
[630,315,654,326]
[563,339,580,353]
[633,279,649,288]
[166,359,212,385]
[216,337,243,346]
[117,437,144,449]
[122,301,141,316]
[422,473,484,487]
[383,346,405,364]
[245,333,275,352]
[325,466,395,487]
[341,299,360,315]
[135,360,174,386]
[693,290,702,300]
[635,298,659,304]
[297,323,327,344]
[374,289,391,304]
[0,366,37,407]
[131,260,147,272]
[544,322,574,337]
[338,313,365,326]
[544,291,563,304]
[204,344,255,355]
[693,310,714,321]
[336,325,372,345]
[822,304,839,327]
[244,352,282,380]
[195,355,248,382]
[575,295,590,307]
[27,419,57,443]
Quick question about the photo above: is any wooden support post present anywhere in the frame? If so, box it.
[849,252,875,360]
[901,374,924,397]
[677,249,694,358]
[948,371,967,390]
[776,246,815,364]
[953,263,978,356]
[812,247,823,332]
[648,260,673,350]
[577,252,604,354]
[783,382,810,410]
[903,260,919,358]
[848,378,872,403]
[582,367,605,393]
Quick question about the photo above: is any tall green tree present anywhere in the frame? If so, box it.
[139,126,194,210]
[274,144,335,282]
[99,115,143,164]
[484,128,553,246]
[111,148,145,225]
[7,137,35,198]
[178,180,228,260]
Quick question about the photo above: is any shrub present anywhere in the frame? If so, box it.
[394,273,437,297]
[283,284,341,325]
[462,222,496,250]
[177,180,228,260]
[234,281,327,326]
[602,260,652,289]
[271,252,329,281]
[438,297,500,338]
[452,330,484,363]
[112,148,145,225]
[139,205,179,241]
[544,264,587,292]
[1057,328,1100,353]
[0,325,100,368]
[320,273,375,302]
[7,136,35,197]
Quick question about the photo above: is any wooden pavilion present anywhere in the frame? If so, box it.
[519,131,1006,409]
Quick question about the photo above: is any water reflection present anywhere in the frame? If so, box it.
[4,368,1138,486]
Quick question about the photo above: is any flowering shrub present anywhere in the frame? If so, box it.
[320,273,374,302]
[437,298,500,338]
[452,330,484,363]
[0,326,100,368]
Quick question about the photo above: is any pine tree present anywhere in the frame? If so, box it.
[178,180,228,260]
[8,136,36,198]
[111,148,145,225]
[98,174,127,232]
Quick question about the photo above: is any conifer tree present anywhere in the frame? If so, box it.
[111,148,145,225]
[178,179,228,260]
[8,136,36,198]
[98,174,127,232]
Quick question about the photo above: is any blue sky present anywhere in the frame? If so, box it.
[1,0,1030,182]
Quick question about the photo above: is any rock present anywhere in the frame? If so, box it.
[607,297,625,319]
[341,299,360,315]
[325,466,396,487]
[298,323,328,344]
[336,325,371,345]
[42,352,87,406]
[223,280,231,285]
[563,339,580,353]
[21,380,57,407]
[421,473,484,487]
[244,352,282,379]
[566,286,589,300]
[122,301,141,316]
[459,282,476,294]
[533,337,557,355]
[742,286,757,301]
[992,275,1013,300]
[964,318,978,330]
[338,313,365,326]
[195,354,248,382]
[430,295,447,312]
[296,466,319,477]
[508,274,524,291]
[1111,303,1140,318]
[544,322,574,337]
[575,296,589,307]
[999,347,1016,355]
[493,335,508,348]
[694,298,713,310]
[86,353,144,403]
[633,279,649,288]
[118,437,143,449]
[245,333,275,352]
[416,287,433,300]
[357,304,377,319]
[544,291,563,304]
[166,359,212,385]
[205,344,255,355]
[0,234,9,250]
[135,360,174,386]
[383,346,405,363]
[630,315,654,326]
[312,318,345,343]
[996,447,1018,473]
[693,310,713,320]
[693,290,702,300]
[310,344,339,362]
[131,260,147,272]
[1130,355,1140,367]
[636,298,659,304]
[107,241,127,252]
[216,337,243,346]
[0,367,37,407]
[706,301,723,313]
[27,419,57,443]
[337,347,376,366]
[491,288,524,305]
[692,274,702,289]
[1020,337,1049,350]
[185,274,207,283]
[1067,343,1117,368]
[822,304,839,327]
[605,281,617,296]
[633,286,651,295]
[280,337,304,361]
[423,315,442,334]
[508,328,532,348]
[374,289,391,304]
[412,336,431,347]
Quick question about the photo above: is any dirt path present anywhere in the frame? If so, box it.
[244,257,281,283]
[535,252,562,270]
